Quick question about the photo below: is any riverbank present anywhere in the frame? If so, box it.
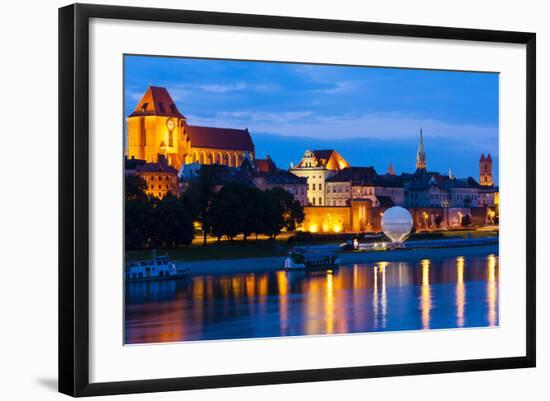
[177,243,498,276]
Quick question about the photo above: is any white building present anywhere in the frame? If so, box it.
[289,149,349,206]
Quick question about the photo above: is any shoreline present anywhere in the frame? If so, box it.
[177,243,499,276]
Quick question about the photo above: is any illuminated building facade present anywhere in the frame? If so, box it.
[135,155,179,198]
[290,149,350,206]
[297,131,498,232]
[242,155,308,205]
[126,86,255,171]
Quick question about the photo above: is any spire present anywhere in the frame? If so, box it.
[416,128,427,170]
[486,153,492,162]
[480,153,486,162]
[388,162,395,176]
[448,167,454,179]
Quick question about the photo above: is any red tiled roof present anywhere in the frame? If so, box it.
[185,125,254,152]
[255,156,277,173]
[136,161,178,175]
[295,149,349,170]
[129,86,185,119]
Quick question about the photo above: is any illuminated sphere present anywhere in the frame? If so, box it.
[381,206,413,243]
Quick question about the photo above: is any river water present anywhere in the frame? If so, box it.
[125,252,499,344]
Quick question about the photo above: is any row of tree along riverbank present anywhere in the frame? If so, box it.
[125,165,304,250]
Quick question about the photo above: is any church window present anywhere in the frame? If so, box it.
[158,102,165,112]
[169,131,174,147]
[141,102,148,112]
[140,118,146,146]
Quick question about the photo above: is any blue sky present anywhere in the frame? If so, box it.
[124,55,499,183]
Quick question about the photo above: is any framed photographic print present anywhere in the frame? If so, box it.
[58,3,536,397]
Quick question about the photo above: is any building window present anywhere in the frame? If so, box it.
[313,184,316,190]
[319,184,322,190]
[319,197,322,205]
[140,117,146,146]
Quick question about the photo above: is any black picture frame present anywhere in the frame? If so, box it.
[59,3,536,397]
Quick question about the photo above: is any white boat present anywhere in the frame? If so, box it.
[284,247,340,271]
[125,252,188,282]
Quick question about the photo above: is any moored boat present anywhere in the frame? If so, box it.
[125,252,188,282]
[284,247,340,271]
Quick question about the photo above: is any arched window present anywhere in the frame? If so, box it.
[140,117,146,146]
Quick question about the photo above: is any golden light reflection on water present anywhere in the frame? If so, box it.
[125,253,499,344]
[277,271,289,334]
[421,259,431,330]
[325,272,335,334]
[487,254,497,326]
[456,257,465,327]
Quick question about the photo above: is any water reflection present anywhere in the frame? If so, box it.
[456,257,465,327]
[487,254,498,327]
[125,253,499,344]
[420,259,431,330]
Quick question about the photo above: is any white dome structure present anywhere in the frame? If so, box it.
[381,206,413,243]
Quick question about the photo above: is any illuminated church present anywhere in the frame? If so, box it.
[126,86,255,171]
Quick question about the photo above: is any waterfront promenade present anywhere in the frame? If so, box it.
[175,242,498,275]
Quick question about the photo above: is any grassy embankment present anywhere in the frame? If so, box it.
[126,228,498,262]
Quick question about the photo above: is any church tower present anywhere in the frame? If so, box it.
[479,153,493,186]
[126,86,187,170]
[416,129,427,170]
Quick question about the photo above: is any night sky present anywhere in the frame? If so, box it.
[124,55,499,183]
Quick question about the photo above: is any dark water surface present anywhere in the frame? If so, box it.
[125,253,499,344]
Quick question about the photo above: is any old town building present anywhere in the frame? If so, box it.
[298,131,498,232]
[290,149,349,206]
[134,155,179,198]
[243,155,308,205]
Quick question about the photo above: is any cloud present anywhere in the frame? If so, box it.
[200,82,247,93]
[185,110,498,150]
[313,81,354,94]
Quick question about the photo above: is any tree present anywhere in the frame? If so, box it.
[263,187,305,239]
[237,185,265,241]
[434,215,443,228]
[181,165,223,245]
[209,184,245,242]
[125,174,148,200]
[125,198,154,250]
[461,214,472,227]
[149,195,194,248]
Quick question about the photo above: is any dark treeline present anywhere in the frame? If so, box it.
[125,165,305,250]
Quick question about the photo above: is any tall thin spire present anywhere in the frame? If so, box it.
[388,162,395,176]
[416,128,427,170]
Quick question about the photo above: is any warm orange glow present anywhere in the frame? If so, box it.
[379,263,388,328]
[487,254,497,326]
[333,224,342,233]
[309,224,318,233]
[456,256,465,327]
[421,259,431,330]
[277,271,289,334]
[325,272,335,334]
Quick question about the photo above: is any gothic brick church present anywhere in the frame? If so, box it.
[126,86,255,171]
